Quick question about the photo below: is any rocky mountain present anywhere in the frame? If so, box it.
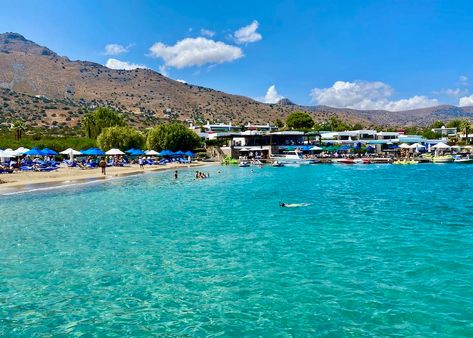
[1,32,472,129]
[1,32,366,129]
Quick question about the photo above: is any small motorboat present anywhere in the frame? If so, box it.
[453,155,473,163]
[336,159,355,164]
[239,161,250,167]
[354,158,371,164]
[432,155,453,163]
[272,160,284,167]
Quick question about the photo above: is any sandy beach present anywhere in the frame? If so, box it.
[0,161,215,193]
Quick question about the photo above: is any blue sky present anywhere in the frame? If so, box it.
[2,0,473,110]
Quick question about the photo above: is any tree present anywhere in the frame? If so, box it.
[10,120,27,140]
[81,107,125,138]
[146,123,202,151]
[97,126,145,150]
[430,120,445,129]
[274,119,284,128]
[82,113,95,139]
[446,118,470,130]
[286,111,314,130]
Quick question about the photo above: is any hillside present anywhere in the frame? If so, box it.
[0,32,370,129]
[1,32,473,129]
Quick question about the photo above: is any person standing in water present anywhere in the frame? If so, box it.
[174,170,178,179]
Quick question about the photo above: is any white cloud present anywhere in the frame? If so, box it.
[200,29,215,37]
[434,88,469,98]
[149,37,243,68]
[460,75,469,86]
[105,58,147,70]
[104,44,129,56]
[459,95,473,106]
[310,80,439,111]
[259,85,284,103]
[176,79,187,84]
[234,20,262,44]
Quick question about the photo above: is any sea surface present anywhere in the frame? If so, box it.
[1,164,473,336]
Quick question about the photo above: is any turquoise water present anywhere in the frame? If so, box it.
[1,164,473,336]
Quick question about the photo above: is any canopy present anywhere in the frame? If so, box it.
[14,147,30,155]
[24,147,44,156]
[185,151,196,157]
[60,148,82,155]
[81,147,105,156]
[174,150,185,156]
[145,150,159,156]
[432,142,451,149]
[158,150,174,156]
[399,143,411,149]
[128,149,145,156]
[338,145,351,151]
[0,149,18,158]
[125,148,137,153]
[409,143,425,149]
[310,146,323,151]
[42,147,58,155]
[105,148,125,155]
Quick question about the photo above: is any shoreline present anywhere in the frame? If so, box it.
[0,161,217,194]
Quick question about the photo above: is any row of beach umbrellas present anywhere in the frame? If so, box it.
[0,146,195,159]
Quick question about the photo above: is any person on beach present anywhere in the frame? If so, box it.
[99,158,106,175]
[138,157,144,169]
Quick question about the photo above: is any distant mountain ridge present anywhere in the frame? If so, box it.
[1,32,472,129]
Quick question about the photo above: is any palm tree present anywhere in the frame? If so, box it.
[10,120,27,140]
[82,113,95,139]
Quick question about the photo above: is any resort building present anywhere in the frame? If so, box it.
[431,126,457,137]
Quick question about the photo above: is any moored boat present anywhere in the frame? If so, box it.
[453,155,473,163]
[432,155,453,163]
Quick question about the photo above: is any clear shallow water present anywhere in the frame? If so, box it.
[1,164,473,336]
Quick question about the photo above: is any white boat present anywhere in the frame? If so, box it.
[239,161,250,167]
[453,155,473,163]
[271,151,318,165]
[432,155,453,163]
[272,160,284,167]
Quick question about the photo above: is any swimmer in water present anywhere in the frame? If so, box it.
[279,202,311,208]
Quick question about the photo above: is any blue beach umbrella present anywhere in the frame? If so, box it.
[82,147,105,156]
[174,150,185,156]
[129,149,145,156]
[185,151,195,157]
[125,148,137,154]
[339,145,351,151]
[42,147,58,155]
[24,147,44,156]
[158,150,174,156]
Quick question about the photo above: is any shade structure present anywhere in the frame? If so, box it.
[24,147,45,156]
[339,145,351,151]
[310,146,323,151]
[0,149,18,158]
[42,147,58,155]
[81,147,105,156]
[125,148,137,153]
[105,148,125,155]
[409,143,425,149]
[432,142,451,149]
[145,150,159,156]
[60,148,82,156]
[158,150,174,156]
[174,150,185,156]
[128,149,145,156]
[399,143,411,149]
[14,147,30,155]
[184,151,195,157]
